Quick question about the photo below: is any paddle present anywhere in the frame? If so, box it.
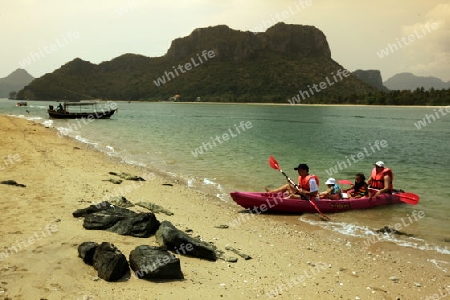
[268,156,330,221]
[339,179,419,205]
[368,188,420,205]
[338,179,353,185]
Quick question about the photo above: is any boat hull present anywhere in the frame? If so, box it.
[48,109,117,119]
[230,191,404,213]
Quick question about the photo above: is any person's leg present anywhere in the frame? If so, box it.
[265,183,290,193]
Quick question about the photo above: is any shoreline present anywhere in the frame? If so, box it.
[2,98,446,108]
[0,115,449,299]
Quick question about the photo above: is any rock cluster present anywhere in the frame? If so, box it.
[74,201,227,282]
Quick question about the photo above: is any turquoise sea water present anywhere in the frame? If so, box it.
[1,99,449,254]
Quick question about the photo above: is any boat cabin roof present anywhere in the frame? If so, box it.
[60,101,102,106]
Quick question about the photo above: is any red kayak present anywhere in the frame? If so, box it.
[229,191,406,213]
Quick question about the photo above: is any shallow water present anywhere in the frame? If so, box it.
[1,99,449,254]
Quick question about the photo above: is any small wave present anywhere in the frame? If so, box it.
[105,145,116,156]
[299,216,450,255]
[202,178,228,201]
[75,135,98,146]
[55,126,74,137]
[186,178,196,188]
[26,116,43,121]
[203,178,217,186]
[42,120,53,128]
[120,157,147,167]
[428,259,449,272]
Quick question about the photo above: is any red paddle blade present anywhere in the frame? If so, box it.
[396,193,420,205]
[269,156,281,171]
[338,180,353,185]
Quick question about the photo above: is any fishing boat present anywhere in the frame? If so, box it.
[230,191,417,214]
[47,101,117,119]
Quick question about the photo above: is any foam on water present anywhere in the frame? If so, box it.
[298,216,450,255]
[42,120,53,127]
[28,105,47,109]
[2,100,449,255]
[428,259,449,272]
[74,135,98,146]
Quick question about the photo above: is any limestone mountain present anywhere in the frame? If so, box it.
[0,69,34,98]
[352,70,389,92]
[17,23,377,103]
[384,73,450,91]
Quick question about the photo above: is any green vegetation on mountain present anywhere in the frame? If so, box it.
[16,23,450,105]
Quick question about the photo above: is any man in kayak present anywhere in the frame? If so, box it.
[265,163,320,200]
[368,161,394,198]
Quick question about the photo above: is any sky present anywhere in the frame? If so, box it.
[1,0,449,82]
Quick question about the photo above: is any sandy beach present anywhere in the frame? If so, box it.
[0,115,449,300]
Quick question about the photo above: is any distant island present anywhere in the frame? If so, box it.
[384,73,450,91]
[0,69,34,99]
[15,23,450,105]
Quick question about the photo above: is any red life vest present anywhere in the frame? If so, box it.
[370,168,393,190]
[298,175,320,191]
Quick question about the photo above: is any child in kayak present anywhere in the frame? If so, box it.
[342,173,368,198]
[319,178,342,200]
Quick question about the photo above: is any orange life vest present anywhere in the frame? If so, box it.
[298,175,320,191]
[370,168,393,190]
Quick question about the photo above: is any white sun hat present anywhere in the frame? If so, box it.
[325,178,336,185]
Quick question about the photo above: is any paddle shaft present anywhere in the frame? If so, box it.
[277,169,330,220]
[269,156,330,220]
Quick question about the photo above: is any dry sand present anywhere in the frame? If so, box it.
[0,115,449,300]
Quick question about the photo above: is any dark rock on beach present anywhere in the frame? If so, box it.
[0,180,26,187]
[102,178,123,184]
[376,226,414,237]
[107,212,160,238]
[225,246,252,260]
[78,242,99,265]
[155,221,217,261]
[72,201,128,217]
[129,245,184,280]
[83,213,126,230]
[109,171,145,181]
[73,202,160,238]
[214,225,229,229]
[92,242,129,282]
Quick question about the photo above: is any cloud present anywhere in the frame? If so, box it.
[400,3,450,80]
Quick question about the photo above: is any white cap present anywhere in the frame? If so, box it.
[325,178,336,185]
[374,161,385,167]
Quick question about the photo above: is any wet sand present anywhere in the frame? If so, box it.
[0,115,448,300]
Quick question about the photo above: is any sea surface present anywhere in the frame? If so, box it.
[1,99,449,255]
